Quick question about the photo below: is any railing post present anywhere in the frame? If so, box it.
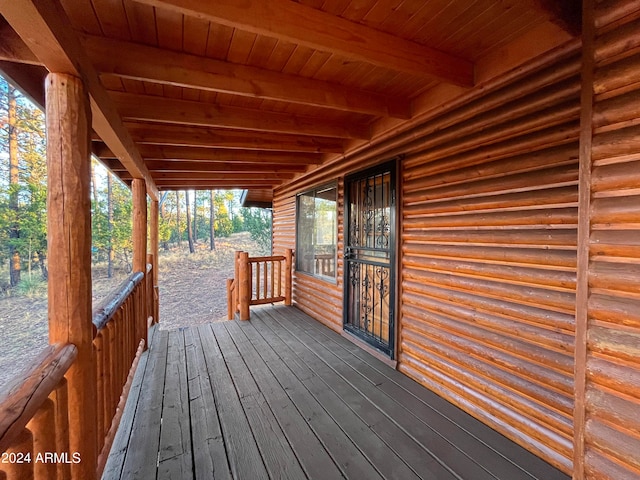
[234,251,241,315]
[285,248,293,306]
[45,72,97,479]
[238,251,251,320]
[226,279,234,320]
[146,253,154,325]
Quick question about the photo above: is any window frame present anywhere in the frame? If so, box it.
[295,181,338,283]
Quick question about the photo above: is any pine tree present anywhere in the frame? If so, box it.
[209,190,216,251]
[8,83,20,286]
[185,190,194,253]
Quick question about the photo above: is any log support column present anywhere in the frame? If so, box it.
[46,73,97,480]
[132,179,148,346]
[150,199,159,323]
[284,248,293,306]
[238,252,250,320]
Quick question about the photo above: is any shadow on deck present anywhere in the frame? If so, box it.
[103,305,569,480]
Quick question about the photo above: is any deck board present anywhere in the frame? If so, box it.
[158,330,193,479]
[231,317,384,480]
[104,305,571,480]
[184,328,231,480]
[284,307,570,480]
[198,323,270,480]
[272,307,535,480]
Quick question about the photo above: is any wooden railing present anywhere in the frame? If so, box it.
[227,249,293,320]
[0,343,77,480]
[92,270,147,476]
[0,265,154,480]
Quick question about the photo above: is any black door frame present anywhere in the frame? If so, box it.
[343,159,398,358]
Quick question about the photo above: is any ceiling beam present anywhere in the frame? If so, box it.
[110,91,370,139]
[529,0,582,36]
[0,18,40,65]
[96,144,324,164]
[0,61,47,109]
[0,0,159,200]
[157,180,278,190]
[82,34,411,119]
[132,0,474,86]
[144,160,307,173]
[122,123,345,153]
[150,172,294,181]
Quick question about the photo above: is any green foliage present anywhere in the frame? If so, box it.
[242,207,272,253]
[215,215,233,237]
[90,163,133,272]
[15,276,46,297]
[0,77,48,282]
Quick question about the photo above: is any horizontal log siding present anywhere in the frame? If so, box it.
[581,2,640,478]
[273,178,345,332]
[399,51,582,474]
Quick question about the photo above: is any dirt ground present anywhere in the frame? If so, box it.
[0,232,263,389]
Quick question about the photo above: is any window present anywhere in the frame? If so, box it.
[296,183,337,280]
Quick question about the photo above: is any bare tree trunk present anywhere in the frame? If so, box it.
[160,193,169,250]
[107,171,114,278]
[193,189,198,244]
[90,160,99,208]
[185,191,195,254]
[209,190,216,251]
[37,250,48,280]
[8,85,20,287]
[176,190,182,247]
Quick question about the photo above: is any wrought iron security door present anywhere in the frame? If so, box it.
[344,162,396,357]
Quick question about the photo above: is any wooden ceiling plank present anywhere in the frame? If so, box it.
[131,0,474,86]
[182,15,210,56]
[205,23,234,60]
[227,29,257,64]
[124,122,345,153]
[123,1,158,45]
[110,91,371,139]
[0,0,158,200]
[59,0,102,34]
[100,157,126,170]
[91,0,131,40]
[83,34,410,118]
[247,35,279,69]
[155,5,183,50]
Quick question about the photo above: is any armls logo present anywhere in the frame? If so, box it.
[35,452,81,464]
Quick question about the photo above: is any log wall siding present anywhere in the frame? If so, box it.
[273,178,345,331]
[398,49,581,475]
[272,44,583,475]
[577,1,640,478]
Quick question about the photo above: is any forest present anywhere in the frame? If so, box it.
[0,75,272,296]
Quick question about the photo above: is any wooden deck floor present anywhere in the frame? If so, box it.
[103,305,570,480]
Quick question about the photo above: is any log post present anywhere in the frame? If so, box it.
[238,252,250,320]
[226,278,234,320]
[3,429,33,479]
[234,251,241,315]
[132,179,148,348]
[284,248,293,306]
[46,73,97,479]
[150,199,159,323]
